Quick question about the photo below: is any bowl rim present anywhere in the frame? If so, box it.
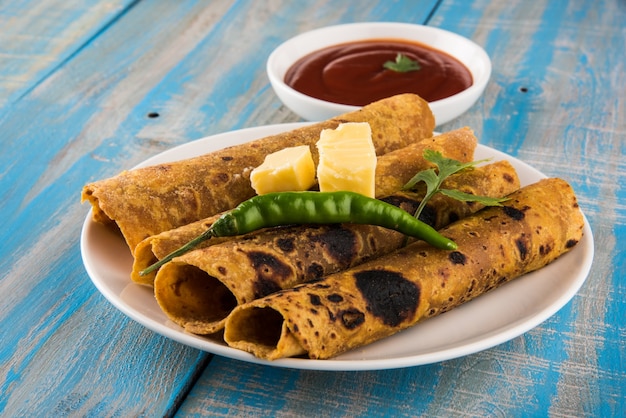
[266,21,492,121]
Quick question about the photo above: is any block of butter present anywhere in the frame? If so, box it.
[250,145,316,195]
[316,122,377,197]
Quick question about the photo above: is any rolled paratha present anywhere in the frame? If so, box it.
[153,161,519,335]
[132,127,478,285]
[223,178,585,360]
[81,93,435,252]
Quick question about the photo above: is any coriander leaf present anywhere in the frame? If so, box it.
[402,150,502,221]
[402,149,488,190]
[406,168,439,194]
[383,53,421,73]
[423,149,491,179]
[439,189,508,206]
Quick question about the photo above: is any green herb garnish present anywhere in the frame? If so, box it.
[383,53,421,73]
[404,150,509,220]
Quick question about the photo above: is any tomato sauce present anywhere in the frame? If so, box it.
[284,39,473,106]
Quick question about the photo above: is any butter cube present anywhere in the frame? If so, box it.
[316,122,377,197]
[250,145,316,194]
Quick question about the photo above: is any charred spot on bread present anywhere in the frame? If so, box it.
[276,237,296,252]
[354,269,419,327]
[503,206,525,220]
[306,263,325,279]
[515,234,530,261]
[308,294,322,306]
[253,277,282,299]
[247,251,292,297]
[310,226,358,265]
[503,172,516,183]
[449,251,467,265]
[380,194,420,214]
[327,294,344,303]
[248,251,291,279]
[339,308,365,329]
[417,204,437,227]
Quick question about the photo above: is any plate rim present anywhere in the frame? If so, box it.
[80,122,594,371]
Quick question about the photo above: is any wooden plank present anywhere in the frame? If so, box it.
[0,0,136,110]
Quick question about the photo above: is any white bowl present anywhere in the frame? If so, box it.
[267,22,491,125]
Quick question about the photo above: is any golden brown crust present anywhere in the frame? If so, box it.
[223,178,584,360]
[131,127,479,285]
[81,94,435,252]
[375,126,477,197]
[130,214,223,285]
[154,161,519,335]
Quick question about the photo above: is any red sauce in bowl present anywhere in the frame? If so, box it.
[284,39,473,106]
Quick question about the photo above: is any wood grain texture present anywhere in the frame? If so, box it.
[0,0,137,110]
[0,0,623,416]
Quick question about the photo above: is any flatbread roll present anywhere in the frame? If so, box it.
[154,161,519,334]
[81,93,435,252]
[132,127,478,284]
[223,178,585,360]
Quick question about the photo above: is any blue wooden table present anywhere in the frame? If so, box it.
[1,1,624,416]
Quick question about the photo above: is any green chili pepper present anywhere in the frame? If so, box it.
[139,191,457,276]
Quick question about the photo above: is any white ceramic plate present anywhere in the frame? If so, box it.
[81,123,594,371]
